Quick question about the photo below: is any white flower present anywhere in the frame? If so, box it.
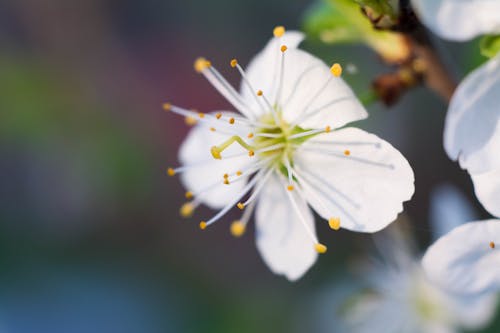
[411,0,500,217]
[165,27,414,281]
[313,226,497,333]
[422,220,500,296]
[411,0,500,41]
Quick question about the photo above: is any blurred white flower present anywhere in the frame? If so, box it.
[313,225,497,333]
[422,220,500,297]
[411,0,500,41]
[411,0,500,217]
[165,27,414,280]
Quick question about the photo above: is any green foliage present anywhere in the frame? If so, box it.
[480,35,500,58]
[303,0,409,63]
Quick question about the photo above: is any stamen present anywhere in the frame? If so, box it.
[241,168,274,206]
[330,63,342,77]
[294,166,362,228]
[194,58,255,119]
[274,45,287,106]
[232,60,266,113]
[185,191,193,199]
[199,221,207,230]
[288,127,330,140]
[490,241,496,249]
[289,167,346,231]
[237,202,245,210]
[230,221,246,237]
[167,168,176,176]
[162,103,172,111]
[194,58,211,73]
[328,217,341,230]
[215,113,222,119]
[230,200,257,237]
[185,116,197,126]
[273,26,285,38]
[201,171,264,228]
[301,147,395,170]
[282,155,294,187]
[229,117,235,124]
[257,89,280,125]
[344,150,350,156]
[282,178,322,249]
[315,243,328,254]
[180,201,199,218]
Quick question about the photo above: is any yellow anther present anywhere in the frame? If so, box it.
[215,113,222,119]
[185,116,197,126]
[167,168,176,176]
[199,221,207,230]
[230,59,238,68]
[185,191,193,199]
[248,150,255,157]
[223,173,229,179]
[325,126,331,133]
[247,133,254,139]
[287,185,294,191]
[210,146,222,160]
[330,63,342,77]
[328,217,341,230]
[223,179,230,185]
[229,117,235,124]
[180,202,195,218]
[490,241,496,249]
[230,221,246,237]
[210,127,216,132]
[273,26,285,37]
[315,243,328,254]
[237,202,245,210]
[198,113,205,119]
[257,90,263,96]
[344,150,351,156]
[236,171,242,176]
[194,57,211,73]
[280,45,288,53]
[162,103,171,111]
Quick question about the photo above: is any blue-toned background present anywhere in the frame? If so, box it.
[0,0,497,332]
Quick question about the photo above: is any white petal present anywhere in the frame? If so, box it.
[255,174,317,281]
[240,31,367,128]
[444,55,500,174]
[240,31,304,116]
[471,168,500,217]
[178,112,251,209]
[429,184,477,241]
[411,0,500,41]
[295,128,414,233]
[422,220,500,295]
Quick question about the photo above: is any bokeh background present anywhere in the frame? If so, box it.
[0,0,497,332]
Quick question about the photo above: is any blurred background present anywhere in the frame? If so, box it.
[0,0,497,332]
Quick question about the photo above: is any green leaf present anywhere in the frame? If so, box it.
[480,35,500,58]
[303,0,410,63]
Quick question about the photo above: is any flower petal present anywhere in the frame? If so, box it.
[444,55,500,174]
[178,112,251,209]
[240,31,367,128]
[422,220,500,296]
[411,0,500,41]
[255,174,317,281]
[240,31,304,117]
[294,128,414,233]
[471,168,500,217]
